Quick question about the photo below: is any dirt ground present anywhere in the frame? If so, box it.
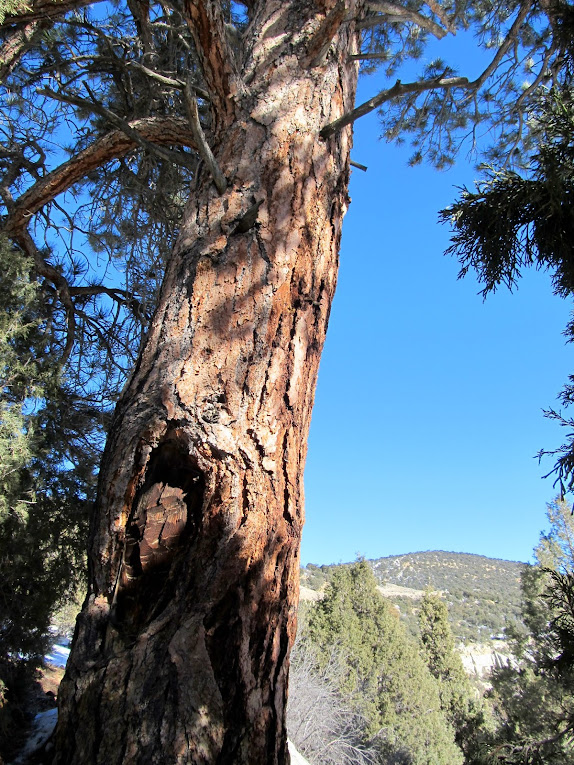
[1,663,64,765]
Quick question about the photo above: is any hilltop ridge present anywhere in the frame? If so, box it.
[301,550,525,643]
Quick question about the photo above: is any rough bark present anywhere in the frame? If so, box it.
[53,1,360,763]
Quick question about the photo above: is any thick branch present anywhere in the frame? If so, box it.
[182,0,239,126]
[366,1,448,39]
[3,117,197,244]
[320,75,469,139]
[38,85,197,172]
[305,0,348,68]
[0,18,42,80]
[424,0,455,34]
[1,0,105,28]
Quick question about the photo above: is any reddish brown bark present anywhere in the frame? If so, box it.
[53,2,360,762]
[0,20,41,81]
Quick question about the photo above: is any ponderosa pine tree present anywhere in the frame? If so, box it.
[0,1,572,763]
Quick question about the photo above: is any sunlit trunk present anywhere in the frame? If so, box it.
[53,2,359,762]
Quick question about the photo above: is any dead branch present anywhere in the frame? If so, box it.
[320,75,469,139]
[183,82,227,193]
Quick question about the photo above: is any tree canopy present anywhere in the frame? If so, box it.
[1,1,574,761]
[0,0,570,398]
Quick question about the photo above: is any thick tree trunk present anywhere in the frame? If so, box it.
[53,2,359,763]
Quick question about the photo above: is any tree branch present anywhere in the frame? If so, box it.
[37,85,197,171]
[0,0,105,29]
[467,0,532,91]
[424,0,455,35]
[182,0,239,127]
[20,229,76,365]
[183,82,227,194]
[2,116,197,245]
[366,1,448,39]
[69,285,149,321]
[320,75,469,139]
[125,60,211,100]
[0,19,42,80]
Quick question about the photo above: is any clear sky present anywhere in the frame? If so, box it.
[300,64,573,567]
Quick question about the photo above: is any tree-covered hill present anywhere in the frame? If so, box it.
[301,551,525,643]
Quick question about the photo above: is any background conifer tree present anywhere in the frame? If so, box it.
[482,500,574,763]
[306,560,464,764]
[419,590,489,762]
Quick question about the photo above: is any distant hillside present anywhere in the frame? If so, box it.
[300,551,525,643]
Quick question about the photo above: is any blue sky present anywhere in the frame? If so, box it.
[300,66,573,567]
